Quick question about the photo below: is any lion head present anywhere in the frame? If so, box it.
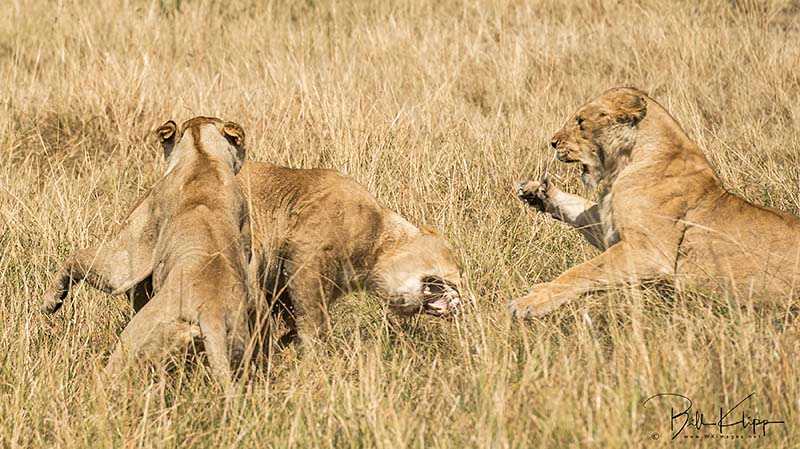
[373,228,463,318]
[156,116,247,176]
[550,87,648,189]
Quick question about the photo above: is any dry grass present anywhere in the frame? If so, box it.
[2,0,800,447]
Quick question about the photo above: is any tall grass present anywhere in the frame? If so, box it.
[2,0,799,447]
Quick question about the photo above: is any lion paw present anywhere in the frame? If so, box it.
[515,175,552,212]
[508,284,565,319]
[41,291,63,314]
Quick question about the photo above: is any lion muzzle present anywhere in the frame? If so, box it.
[421,277,461,317]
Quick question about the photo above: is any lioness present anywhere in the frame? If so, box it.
[238,162,463,347]
[42,117,252,384]
[511,87,800,318]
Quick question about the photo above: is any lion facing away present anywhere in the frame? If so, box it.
[511,87,800,318]
[42,117,252,384]
[238,162,463,347]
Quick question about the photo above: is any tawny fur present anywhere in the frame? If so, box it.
[238,162,463,347]
[512,87,800,318]
[42,116,252,384]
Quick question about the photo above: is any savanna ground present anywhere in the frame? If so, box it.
[2,0,800,447]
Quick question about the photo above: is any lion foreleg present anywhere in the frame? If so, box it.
[207,302,252,386]
[42,193,156,314]
[42,240,154,314]
[198,318,234,386]
[509,241,673,318]
[517,176,606,250]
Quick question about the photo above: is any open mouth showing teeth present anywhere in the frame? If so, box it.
[421,279,461,317]
[424,295,460,315]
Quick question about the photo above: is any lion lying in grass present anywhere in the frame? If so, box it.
[42,116,252,384]
[237,162,463,348]
[511,87,800,318]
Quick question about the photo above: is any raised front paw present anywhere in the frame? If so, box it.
[515,175,552,212]
[507,283,567,319]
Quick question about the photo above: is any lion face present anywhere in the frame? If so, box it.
[550,87,647,189]
[375,232,463,318]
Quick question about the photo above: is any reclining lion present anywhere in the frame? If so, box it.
[511,87,800,318]
[238,162,463,347]
[42,116,252,384]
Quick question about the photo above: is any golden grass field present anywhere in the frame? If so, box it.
[2,0,800,447]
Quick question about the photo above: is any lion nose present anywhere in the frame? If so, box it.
[550,139,559,150]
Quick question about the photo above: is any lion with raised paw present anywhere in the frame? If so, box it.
[511,87,800,318]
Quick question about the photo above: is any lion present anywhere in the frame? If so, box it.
[510,86,800,318]
[42,116,252,384]
[237,162,463,348]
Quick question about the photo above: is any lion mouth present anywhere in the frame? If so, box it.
[388,294,460,317]
[555,147,579,164]
[423,293,460,316]
[387,277,462,317]
[421,278,461,317]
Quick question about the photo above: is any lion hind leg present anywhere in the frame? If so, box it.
[285,258,336,350]
[198,307,251,387]
[104,294,199,380]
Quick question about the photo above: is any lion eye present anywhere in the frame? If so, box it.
[576,116,585,129]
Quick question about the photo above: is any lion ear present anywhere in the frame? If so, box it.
[156,120,179,159]
[611,90,647,125]
[222,121,246,174]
